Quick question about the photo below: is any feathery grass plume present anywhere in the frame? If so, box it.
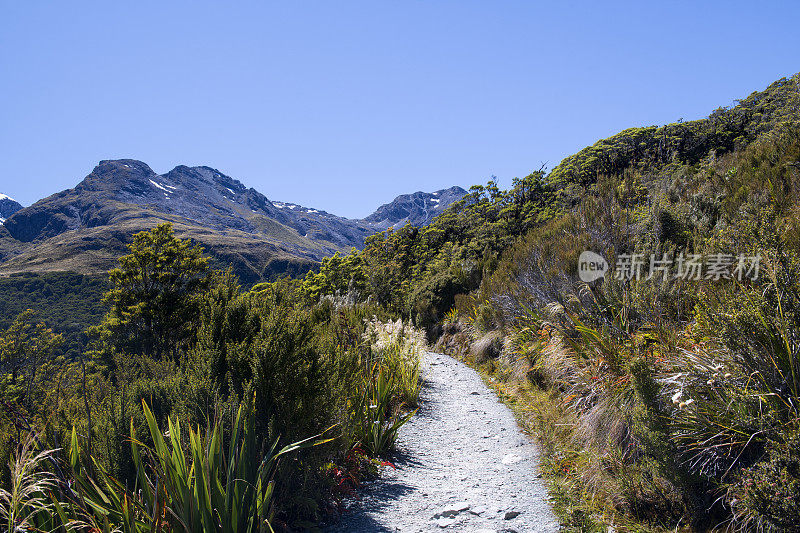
[363,317,424,407]
[0,433,58,532]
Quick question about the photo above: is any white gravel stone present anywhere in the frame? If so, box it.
[501,453,523,465]
[436,517,457,528]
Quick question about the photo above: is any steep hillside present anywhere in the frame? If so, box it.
[300,72,800,325]
[356,73,800,532]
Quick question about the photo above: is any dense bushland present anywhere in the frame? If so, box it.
[0,224,423,531]
[0,272,107,359]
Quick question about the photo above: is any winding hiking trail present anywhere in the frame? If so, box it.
[327,352,560,532]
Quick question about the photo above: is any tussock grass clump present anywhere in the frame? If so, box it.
[347,317,424,457]
[363,317,425,408]
[470,331,504,363]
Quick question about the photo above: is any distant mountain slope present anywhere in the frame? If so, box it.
[0,194,22,223]
[363,186,467,230]
[2,160,372,249]
[0,160,466,283]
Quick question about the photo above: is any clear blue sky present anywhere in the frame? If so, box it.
[1,1,798,218]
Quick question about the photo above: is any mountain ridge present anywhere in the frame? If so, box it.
[0,161,467,283]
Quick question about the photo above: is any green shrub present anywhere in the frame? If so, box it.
[731,433,800,532]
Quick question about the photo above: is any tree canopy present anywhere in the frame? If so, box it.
[97,223,212,361]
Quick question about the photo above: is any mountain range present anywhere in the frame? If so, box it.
[0,161,465,283]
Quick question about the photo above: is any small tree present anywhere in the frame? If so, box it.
[0,309,63,410]
[98,223,211,361]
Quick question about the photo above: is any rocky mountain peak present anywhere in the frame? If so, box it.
[363,186,467,230]
[0,194,23,224]
[76,160,157,196]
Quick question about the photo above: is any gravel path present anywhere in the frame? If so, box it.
[326,352,560,532]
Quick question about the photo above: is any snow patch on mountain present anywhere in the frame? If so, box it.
[149,179,172,192]
[273,202,300,209]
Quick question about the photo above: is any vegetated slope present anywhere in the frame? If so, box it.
[331,73,800,325]
[0,272,108,359]
[0,194,22,223]
[445,76,800,531]
[548,74,800,195]
[479,74,800,532]
[0,160,466,284]
[299,72,800,531]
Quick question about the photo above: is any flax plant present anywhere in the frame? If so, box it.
[351,363,416,456]
[59,400,333,533]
